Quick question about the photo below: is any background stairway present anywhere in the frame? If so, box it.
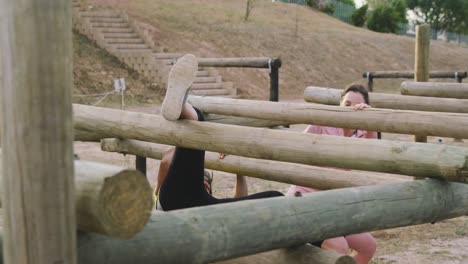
[72,0,237,98]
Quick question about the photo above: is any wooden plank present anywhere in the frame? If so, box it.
[216,244,356,264]
[66,180,468,263]
[101,139,410,190]
[0,0,76,262]
[73,104,468,182]
[303,86,468,113]
[187,96,468,139]
[401,81,468,99]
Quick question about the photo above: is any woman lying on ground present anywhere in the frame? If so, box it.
[287,83,377,264]
[155,54,283,211]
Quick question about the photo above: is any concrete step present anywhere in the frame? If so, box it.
[80,12,120,18]
[115,48,153,53]
[191,82,223,89]
[107,38,145,44]
[89,17,125,23]
[154,53,183,59]
[113,44,149,50]
[190,89,230,96]
[196,71,209,77]
[92,22,129,28]
[193,76,217,83]
[103,33,139,39]
[99,28,134,33]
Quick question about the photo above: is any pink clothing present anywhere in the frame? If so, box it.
[287,125,377,195]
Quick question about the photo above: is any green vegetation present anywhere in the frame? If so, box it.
[351,4,368,27]
[406,0,467,38]
[366,0,407,33]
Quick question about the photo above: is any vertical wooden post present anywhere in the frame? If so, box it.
[414,24,430,143]
[0,0,76,263]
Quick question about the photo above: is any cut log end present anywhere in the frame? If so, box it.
[98,170,154,239]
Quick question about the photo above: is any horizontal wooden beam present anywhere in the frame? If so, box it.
[101,139,410,190]
[363,71,467,79]
[74,129,106,142]
[73,104,468,182]
[401,81,468,99]
[0,159,153,239]
[217,244,356,264]
[47,179,468,263]
[197,57,282,68]
[188,96,468,139]
[303,86,468,113]
[204,113,290,127]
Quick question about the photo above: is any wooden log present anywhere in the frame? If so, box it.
[74,129,108,142]
[187,96,468,139]
[362,71,467,79]
[197,57,281,68]
[0,0,76,262]
[101,139,410,189]
[50,180,468,263]
[0,158,153,239]
[303,86,468,113]
[217,244,356,264]
[73,104,468,182]
[401,81,468,99]
[204,113,290,127]
[414,24,431,143]
[73,160,153,239]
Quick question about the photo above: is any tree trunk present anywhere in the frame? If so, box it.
[16,179,468,264]
[304,86,468,113]
[401,81,468,99]
[0,0,76,262]
[73,104,468,182]
[187,96,468,139]
[0,159,153,239]
[101,139,410,190]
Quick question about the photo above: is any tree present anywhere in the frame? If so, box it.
[352,4,368,27]
[406,0,467,38]
[367,4,401,33]
[336,0,356,8]
[305,0,319,8]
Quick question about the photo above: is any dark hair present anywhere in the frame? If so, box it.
[342,83,369,104]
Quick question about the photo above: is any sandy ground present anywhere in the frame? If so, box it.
[74,104,468,264]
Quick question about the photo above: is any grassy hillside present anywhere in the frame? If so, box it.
[89,0,468,100]
[73,32,163,107]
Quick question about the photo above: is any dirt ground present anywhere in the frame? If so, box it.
[71,1,468,262]
[74,105,468,264]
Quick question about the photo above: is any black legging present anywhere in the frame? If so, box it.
[158,108,284,211]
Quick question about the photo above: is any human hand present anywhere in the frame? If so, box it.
[218,153,227,159]
[352,103,370,111]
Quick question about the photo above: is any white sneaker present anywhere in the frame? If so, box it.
[161,54,198,121]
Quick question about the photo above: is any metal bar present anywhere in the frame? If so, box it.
[363,71,467,79]
[135,155,147,176]
[197,57,281,68]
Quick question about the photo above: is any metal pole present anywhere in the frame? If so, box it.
[136,156,147,176]
[268,58,281,102]
[269,66,279,102]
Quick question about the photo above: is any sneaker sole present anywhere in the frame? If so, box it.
[161,54,198,121]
